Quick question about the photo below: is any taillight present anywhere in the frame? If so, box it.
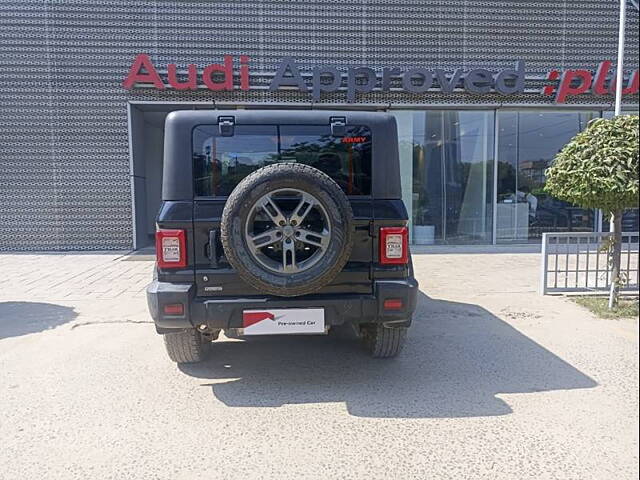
[383,298,404,310]
[155,229,187,269]
[163,303,184,316]
[379,227,408,264]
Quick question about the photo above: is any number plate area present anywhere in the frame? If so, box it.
[241,308,325,335]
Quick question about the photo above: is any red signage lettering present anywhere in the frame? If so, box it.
[123,53,250,91]
[543,60,639,103]
[122,53,165,90]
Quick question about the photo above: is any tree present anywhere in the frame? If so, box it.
[545,115,639,309]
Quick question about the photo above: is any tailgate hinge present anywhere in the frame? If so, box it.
[218,116,235,136]
[369,221,377,237]
[330,116,346,137]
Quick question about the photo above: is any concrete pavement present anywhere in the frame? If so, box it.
[0,252,637,479]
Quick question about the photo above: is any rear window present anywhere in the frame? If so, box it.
[192,124,372,196]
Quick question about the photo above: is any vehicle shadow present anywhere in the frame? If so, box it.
[179,291,597,418]
[0,301,77,339]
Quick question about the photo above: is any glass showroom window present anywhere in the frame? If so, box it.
[496,111,598,243]
[411,111,495,245]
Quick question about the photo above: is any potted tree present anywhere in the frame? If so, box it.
[545,115,639,309]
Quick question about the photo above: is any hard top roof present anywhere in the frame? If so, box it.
[162,109,401,200]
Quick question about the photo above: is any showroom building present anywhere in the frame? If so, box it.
[0,0,638,251]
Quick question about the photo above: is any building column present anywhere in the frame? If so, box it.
[390,112,414,237]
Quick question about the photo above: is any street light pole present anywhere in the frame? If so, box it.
[614,0,627,115]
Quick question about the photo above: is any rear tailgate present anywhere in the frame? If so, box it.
[192,197,373,297]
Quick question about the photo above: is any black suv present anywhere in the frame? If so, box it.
[147,110,418,363]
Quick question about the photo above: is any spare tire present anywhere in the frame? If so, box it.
[220,163,354,297]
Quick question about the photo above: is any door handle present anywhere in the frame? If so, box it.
[208,229,219,268]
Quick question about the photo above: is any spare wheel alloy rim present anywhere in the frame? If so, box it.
[244,188,332,274]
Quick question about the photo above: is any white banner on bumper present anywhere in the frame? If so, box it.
[242,308,325,335]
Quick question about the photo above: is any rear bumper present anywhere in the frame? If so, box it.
[147,278,418,331]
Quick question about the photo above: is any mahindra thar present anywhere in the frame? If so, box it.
[146,110,418,363]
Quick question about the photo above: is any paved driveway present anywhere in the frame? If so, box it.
[0,253,637,480]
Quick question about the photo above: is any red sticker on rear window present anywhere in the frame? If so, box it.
[341,136,368,143]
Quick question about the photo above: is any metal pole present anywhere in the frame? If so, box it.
[614,0,627,115]
[611,0,627,307]
[539,233,549,295]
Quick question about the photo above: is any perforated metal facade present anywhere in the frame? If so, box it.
[1,0,638,251]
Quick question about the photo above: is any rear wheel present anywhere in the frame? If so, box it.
[361,324,407,358]
[163,329,211,364]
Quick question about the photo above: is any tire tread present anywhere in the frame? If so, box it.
[363,324,407,358]
[163,330,210,364]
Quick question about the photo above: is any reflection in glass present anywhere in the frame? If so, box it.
[496,111,598,243]
[280,125,372,195]
[602,210,640,232]
[411,111,494,245]
[192,124,372,196]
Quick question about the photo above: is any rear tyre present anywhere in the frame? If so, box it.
[361,324,407,358]
[163,329,211,364]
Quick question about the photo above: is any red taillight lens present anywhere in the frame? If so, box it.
[155,229,187,269]
[163,303,184,316]
[383,298,403,310]
[379,227,408,264]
